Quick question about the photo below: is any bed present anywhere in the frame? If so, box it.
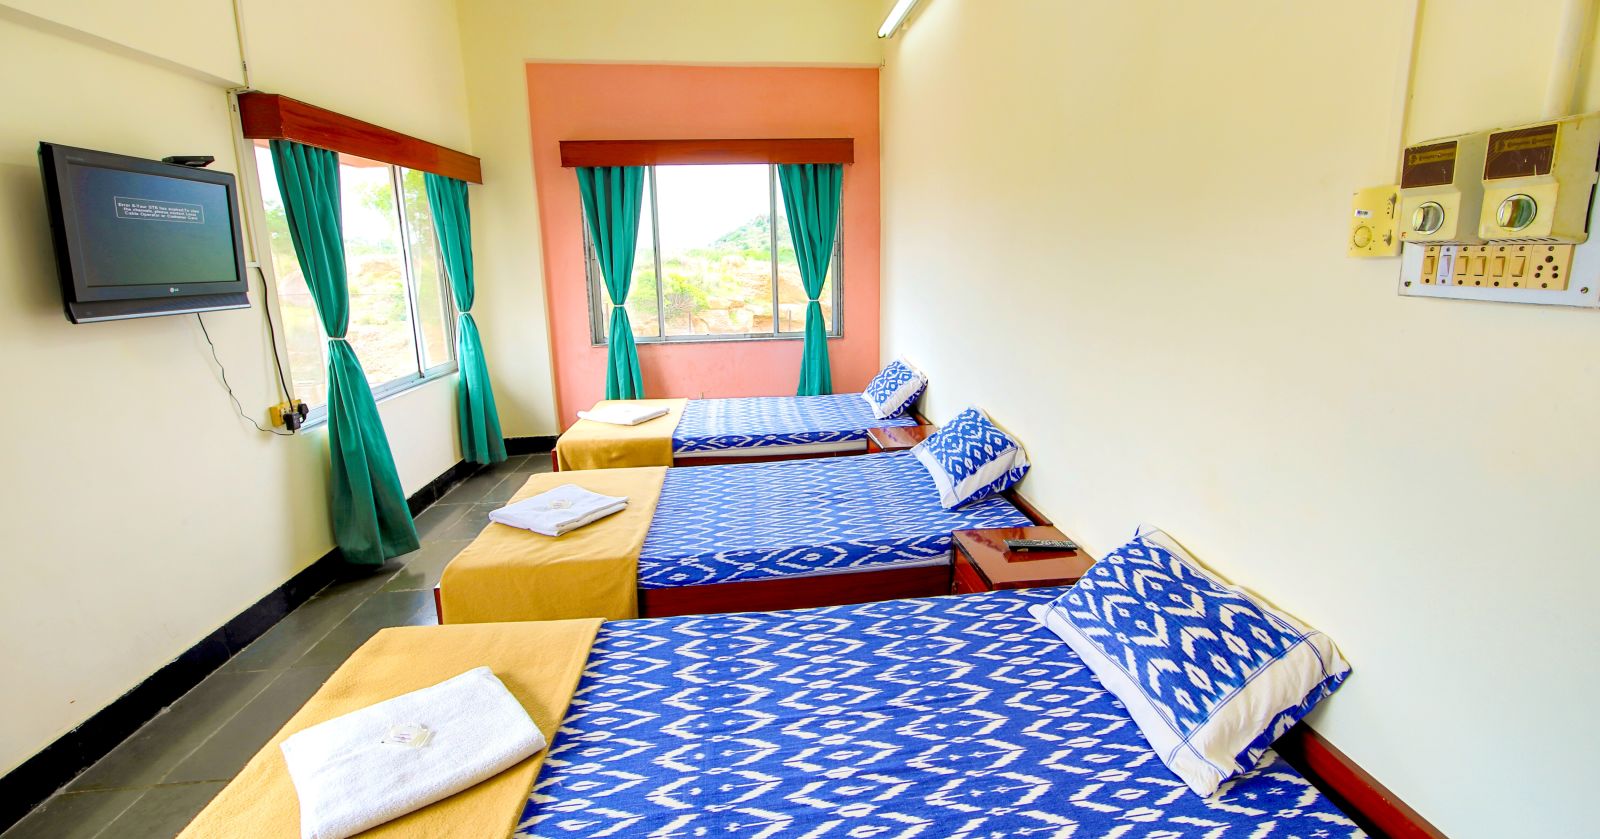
[515,587,1364,837]
[554,393,922,471]
[438,451,1035,623]
[186,589,1372,838]
[673,393,920,460]
[637,448,1030,615]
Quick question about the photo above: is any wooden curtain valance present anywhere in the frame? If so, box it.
[237,93,483,183]
[559,139,853,168]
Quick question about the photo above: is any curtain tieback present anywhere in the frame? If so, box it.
[327,336,349,342]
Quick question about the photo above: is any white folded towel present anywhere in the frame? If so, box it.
[577,403,670,426]
[488,484,628,537]
[279,666,543,839]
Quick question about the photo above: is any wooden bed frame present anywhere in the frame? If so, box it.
[551,409,932,472]
[432,484,1045,622]
[431,550,959,625]
[429,557,955,622]
[1278,723,1447,838]
[416,611,1439,837]
[639,563,951,617]
[424,476,1440,837]
[633,483,1044,616]
[550,446,860,471]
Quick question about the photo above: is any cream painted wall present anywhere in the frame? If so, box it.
[239,0,473,152]
[454,0,884,436]
[0,0,243,84]
[0,0,469,776]
[880,1,1598,836]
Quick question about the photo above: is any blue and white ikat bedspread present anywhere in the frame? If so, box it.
[636,452,1032,589]
[673,394,918,453]
[517,588,1363,838]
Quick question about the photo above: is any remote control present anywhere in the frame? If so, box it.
[1004,538,1079,552]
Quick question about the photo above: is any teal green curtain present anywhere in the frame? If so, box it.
[423,173,506,466]
[778,163,843,396]
[270,140,419,566]
[576,166,646,400]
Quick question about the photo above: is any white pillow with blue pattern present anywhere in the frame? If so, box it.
[1031,528,1349,798]
[911,406,1029,509]
[861,358,927,419]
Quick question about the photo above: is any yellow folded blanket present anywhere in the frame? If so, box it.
[179,619,600,839]
[555,398,687,470]
[439,466,667,624]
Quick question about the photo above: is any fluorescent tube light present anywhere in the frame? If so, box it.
[878,0,920,38]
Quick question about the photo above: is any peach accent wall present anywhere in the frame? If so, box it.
[525,64,881,426]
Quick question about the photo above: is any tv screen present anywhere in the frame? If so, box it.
[39,143,250,323]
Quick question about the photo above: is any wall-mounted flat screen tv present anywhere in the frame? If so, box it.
[39,142,250,323]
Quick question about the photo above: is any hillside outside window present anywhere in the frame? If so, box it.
[253,143,456,419]
[585,163,842,344]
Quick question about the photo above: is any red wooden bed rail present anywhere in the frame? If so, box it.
[1276,723,1447,838]
[550,448,860,472]
[671,449,857,467]
[639,563,951,618]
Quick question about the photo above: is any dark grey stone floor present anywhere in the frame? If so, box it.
[3,454,548,839]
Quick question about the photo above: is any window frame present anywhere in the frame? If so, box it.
[242,140,459,428]
[391,163,460,379]
[585,164,844,346]
[362,163,460,406]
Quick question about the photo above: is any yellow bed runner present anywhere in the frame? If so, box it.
[439,466,667,624]
[179,618,601,839]
[554,398,687,470]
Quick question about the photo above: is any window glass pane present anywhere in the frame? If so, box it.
[593,184,658,340]
[338,155,418,388]
[253,143,328,407]
[399,168,454,369]
[775,185,837,335]
[655,164,772,336]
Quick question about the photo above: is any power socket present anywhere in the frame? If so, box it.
[270,400,310,431]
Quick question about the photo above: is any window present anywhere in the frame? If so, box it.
[587,164,842,344]
[253,144,456,412]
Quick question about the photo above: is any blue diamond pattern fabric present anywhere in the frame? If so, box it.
[1035,530,1350,798]
[912,407,1029,508]
[861,358,927,418]
[637,451,1031,588]
[516,588,1363,838]
[673,394,918,454]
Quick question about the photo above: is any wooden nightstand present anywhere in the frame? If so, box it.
[866,424,934,453]
[951,525,1095,594]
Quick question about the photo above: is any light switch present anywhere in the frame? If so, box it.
[1398,237,1592,306]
